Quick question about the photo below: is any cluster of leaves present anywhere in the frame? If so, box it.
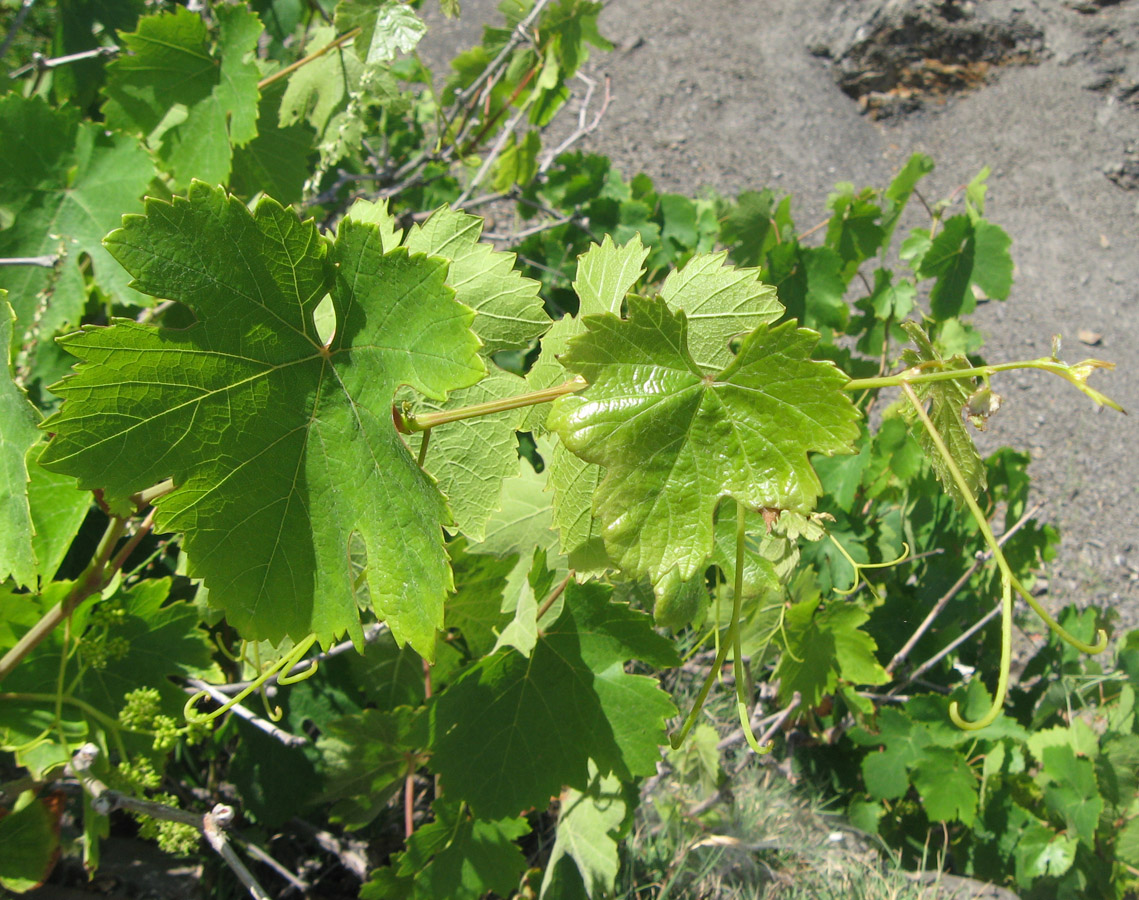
[0,2,1131,900]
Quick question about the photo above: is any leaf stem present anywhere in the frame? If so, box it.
[536,572,573,622]
[257,27,361,91]
[0,514,128,683]
[397,377,586,433]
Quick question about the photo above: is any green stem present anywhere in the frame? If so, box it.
[398,377,586,433]
[901,383,1106,729]
[257,27,361,91]
[2,692,130,760]
[0,514,129,683]
[847,356,1123,412]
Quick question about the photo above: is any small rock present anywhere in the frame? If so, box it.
[1078,329,1103,345]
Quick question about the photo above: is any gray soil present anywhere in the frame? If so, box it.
[423,0,1139,630]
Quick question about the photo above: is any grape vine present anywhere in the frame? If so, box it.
[0,2,1135,899]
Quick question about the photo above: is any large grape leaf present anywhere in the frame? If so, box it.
[39,184,484,656]
[916,214,1013,320]
[548,297,859,587]
[403,206,550,356]
[102,5,261,188]
[0,95,156,347]
[430,582,678,819]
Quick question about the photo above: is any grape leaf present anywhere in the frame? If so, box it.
[774,590,888,708]
[279,26,404,168]
[538,236,648,560]
[0,294,40,587]
[366,801,528,900]
[540,765,630,900]
[881,152,934,243]
[910,747,977,826]
[403,205,549,356]
[230,80,317,206]
[0,794,58,893]
[549,297,858,587]
[0,95,156,345]
[319,707,426,828]
[338,0,428,64]
[1041,745,1103,849]
[658,251,782,371]
[102,5,261,188]
[899,321,986,507]
[407,371,529,541]
[850,707,935,800]
[430,582,678,819]
[445,539,515,657]
[917,215,1013,319]
[39,184,484,656]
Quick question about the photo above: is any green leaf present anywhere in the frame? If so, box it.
[719,189,778,267]
[825,183,884,278]
[387,802,529,900]
[0,793,58,893]
[899,321,986,507]
[0,294,41,588]
[338,0,427,64]
[102,6,261,188]
[659,251,782,372]
[408,371,529,541]
[540,765,630,900]
[775,591,888,708]
[230,80,316,206]
[1117,817,1139,867]
[541,235,649,558]
[0,95,157,347]
[430,582,678,818]
[319,707,425,829]
[549,297,858,586]
[910,747,977,826]
[40,185,484,656]
[917,215,1013,319]
[494,130,542,192]
[445,540,515,657]
[865,268,915,322]
[1014,821,1077,885]
[403,205,549,356]
[881,153,934,243]
[1040,744,1103,849]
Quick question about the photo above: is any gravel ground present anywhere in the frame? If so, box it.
[422,0,1139,631]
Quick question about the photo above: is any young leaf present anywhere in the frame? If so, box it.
[774,590,888,708]
[40,185,484,656]
[549,297,859,587]
[910,746,978,826]
[403,206,549,355]
[881,152,934,243]
[0,96,156,344]
[917,215,1012,319]
[102,6,261,188]
[338,0,427,64]
[899,321,987,507]
[658,251,782,372]
[430,582,678,819]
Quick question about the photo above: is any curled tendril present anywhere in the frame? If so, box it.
[827,535,912,598]
[902,381,1110,731]
[183,634,318,725]
[949,575,1013,730]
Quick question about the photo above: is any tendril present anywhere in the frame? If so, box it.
[183,634,318,724]
[902,383,1108,729]
[827,534,911,598]
[949,574,1012,730]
